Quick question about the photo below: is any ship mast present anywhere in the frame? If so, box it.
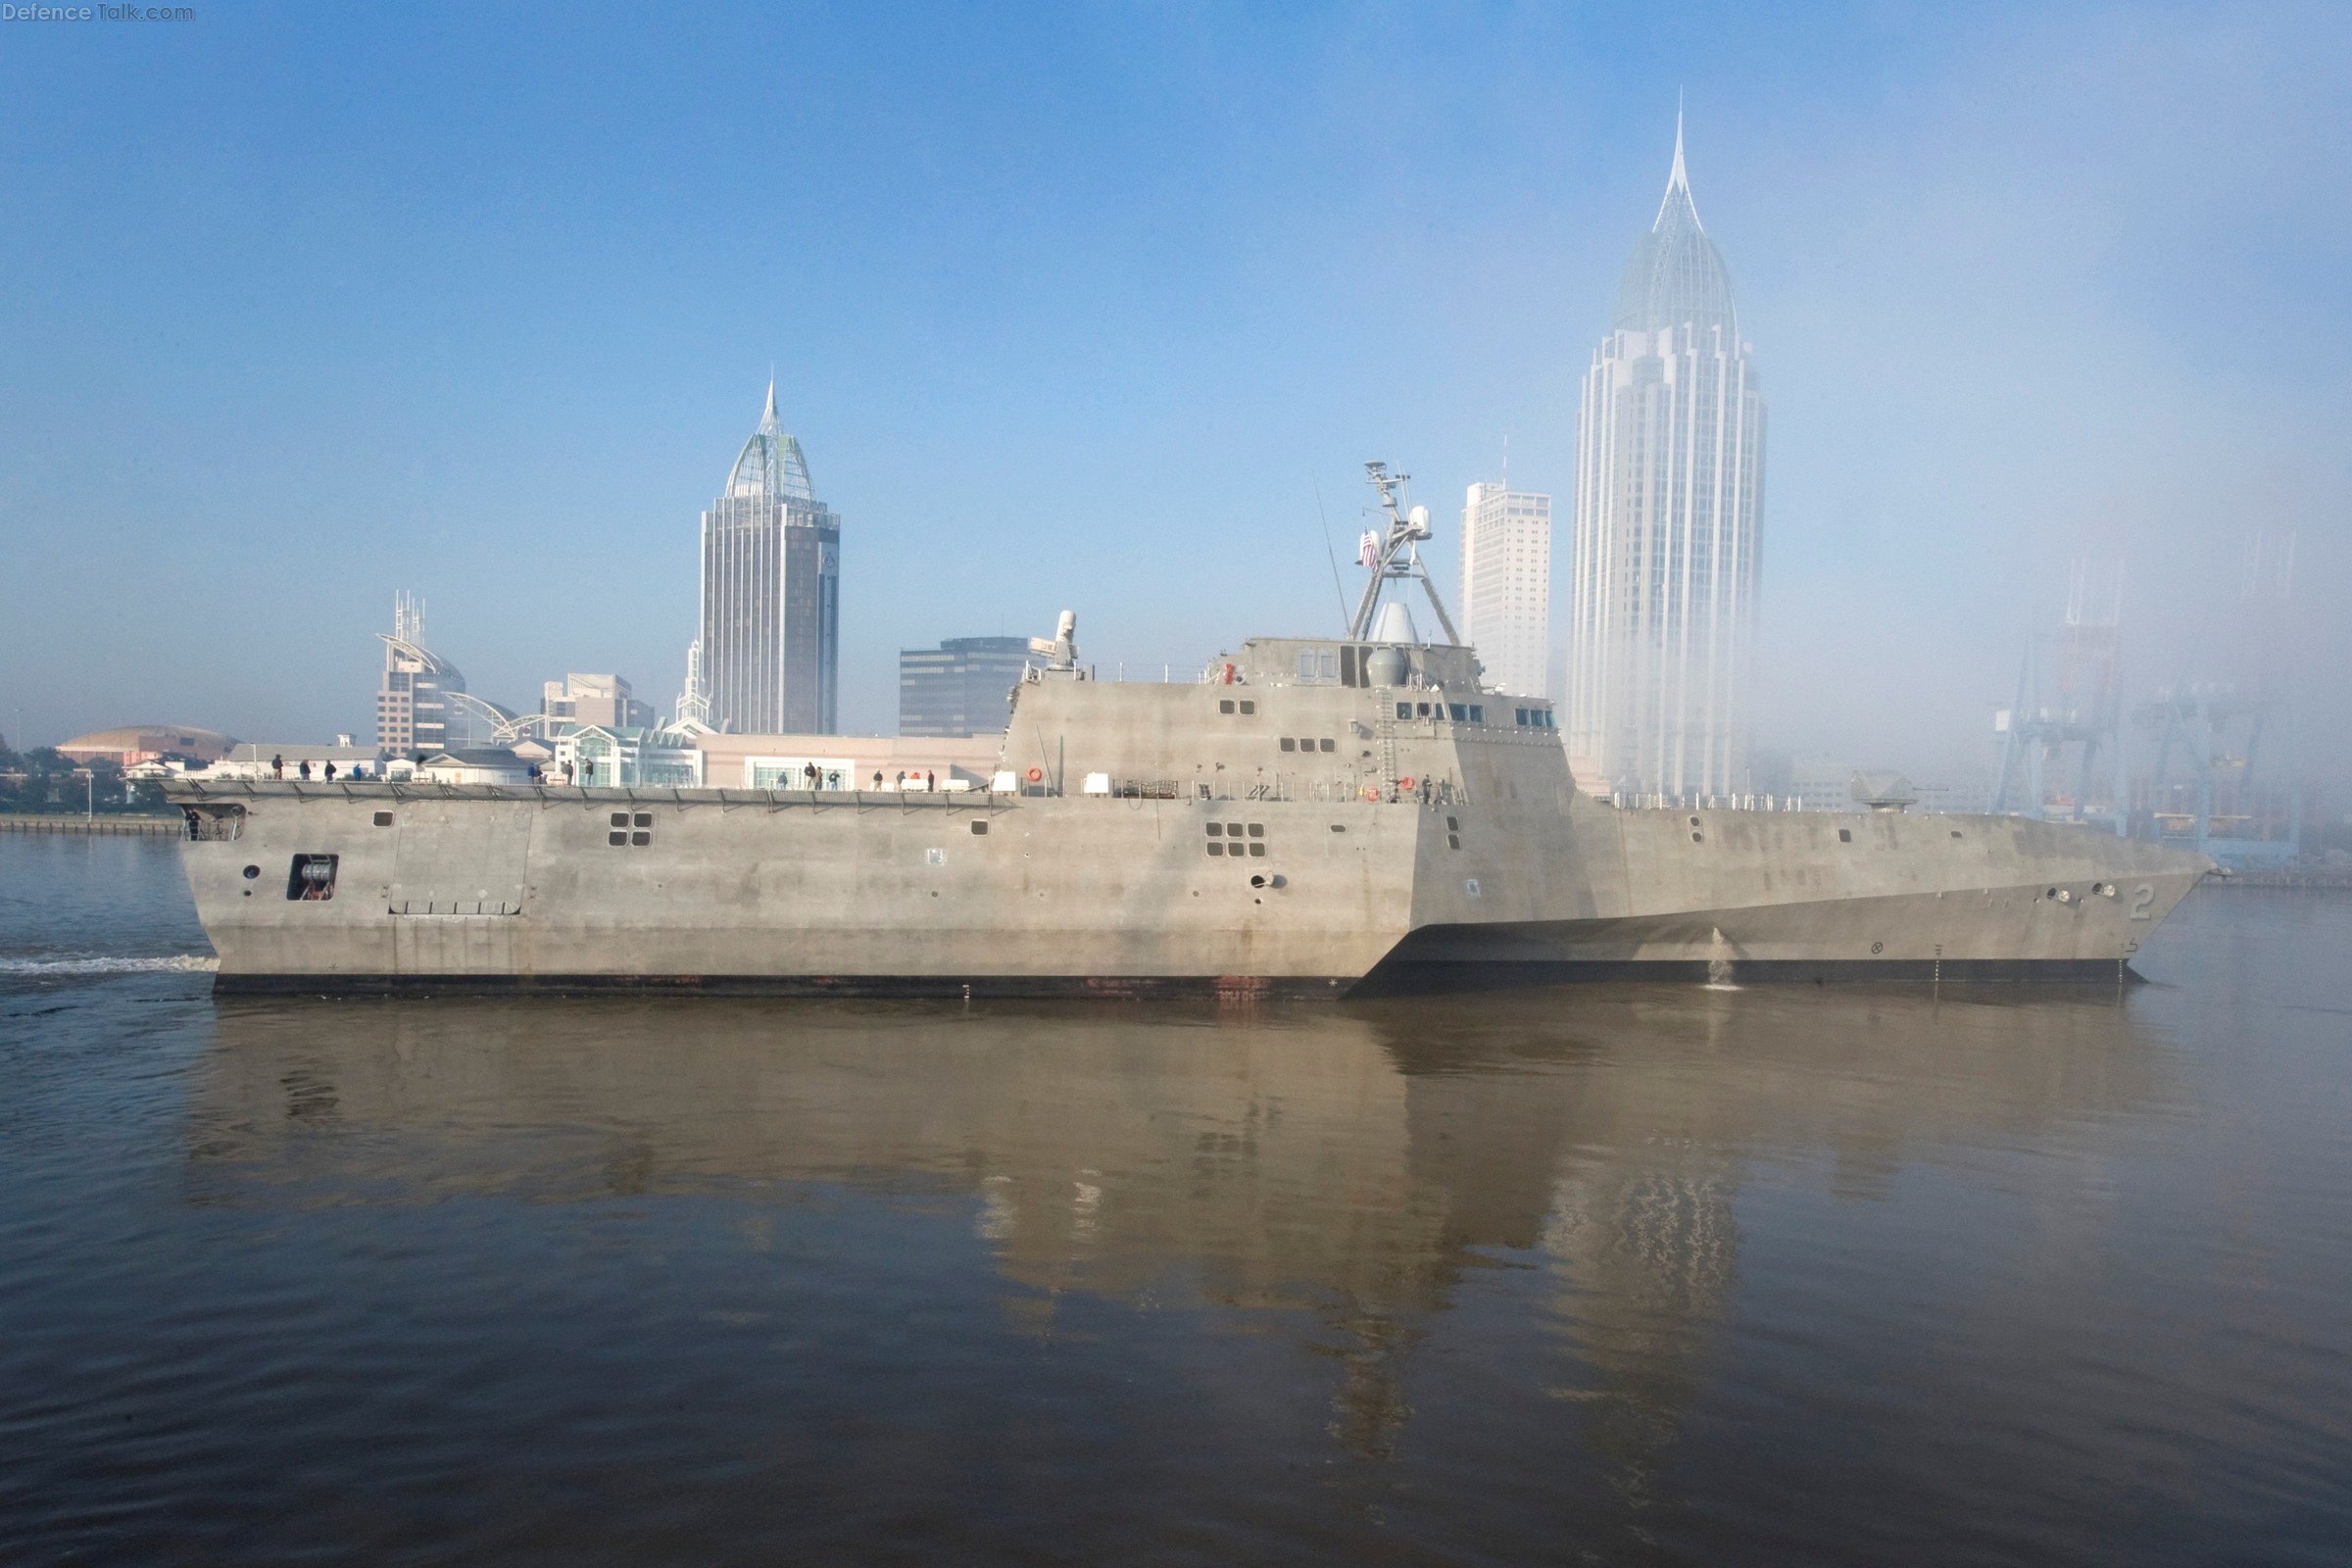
[1347,461,1461,644]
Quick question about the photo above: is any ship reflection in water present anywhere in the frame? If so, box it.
[162,971,2289,1563]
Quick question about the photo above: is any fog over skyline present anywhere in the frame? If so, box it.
[2,3,2345,791]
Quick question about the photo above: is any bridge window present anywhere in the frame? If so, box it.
[1396,704,1412,719]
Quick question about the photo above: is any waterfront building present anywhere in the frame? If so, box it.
[899,636,1031,738]
[699,383,841,735]
[375,593,471,757]
[191,741,385,782]
[1568,119,1765,799]
[1458,483,1552,699]
[57,726,236,766]
[551,726,707,789]
[542,673,655,731]
[412,749,537,787]
[694,730,1002,792]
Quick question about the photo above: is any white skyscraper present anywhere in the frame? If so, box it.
[1568,119,1765,799]
[698,382,841,735]
[1459,481,1552,699]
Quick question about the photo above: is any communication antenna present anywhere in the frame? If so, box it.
[1348,461,1461,644]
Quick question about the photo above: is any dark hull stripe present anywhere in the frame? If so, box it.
[212,956,2136,1001]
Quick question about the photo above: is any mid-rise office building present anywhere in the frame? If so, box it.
[375,592,469,757]
[1459,482,1552,699]
[1568,120,1765,799]
[697,383,840,734]
[899,636,1031,737]
[542,672,655,731]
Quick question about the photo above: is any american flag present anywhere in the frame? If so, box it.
[1357,530,1380,567]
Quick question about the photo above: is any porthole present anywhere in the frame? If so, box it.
[1205,822,1223,836]
[1838,828,1852,843]
[1447,834,1461,850]
[1238,700,1255,714]
[1691,831,1703,843]
[609,831,627,847]
[970,820,989,836]
[1227,822,1244,836]
[630,832,651,847]
[1281,737,1297,752]
[1871,941,1885,955]
[1329,823,1347,833]
[611,812,629,828]
[1318,738,1334,753]
[1246,823,1263,838]
[372,811,394,828]
[1219,699,1236,714]
[1690,815,1701,827]
[1446,816,1458,831]
[241,864,260,879]
[1205,842,1225,857]
[633,812,653,828]
[1248,843,1265,858]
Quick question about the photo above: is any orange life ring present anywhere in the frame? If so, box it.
[1398,776,1416,791]
[1025,766,1044,782]
[1359,785,1380,803]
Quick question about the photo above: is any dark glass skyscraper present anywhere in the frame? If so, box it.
[696,384,840,734]
[898,637,1030,738]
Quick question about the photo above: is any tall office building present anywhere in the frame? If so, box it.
[899,636,1031,737]
[1459,482,1552,698]
[698,383,841,734]
[375,592,468,756]
[1568,119,1765,799]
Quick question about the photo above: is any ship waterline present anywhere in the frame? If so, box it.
[165,635,2208,995]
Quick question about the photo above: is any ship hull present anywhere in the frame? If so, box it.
[168,780,2211,998]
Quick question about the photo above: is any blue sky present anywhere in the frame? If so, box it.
[2,2,2346,783]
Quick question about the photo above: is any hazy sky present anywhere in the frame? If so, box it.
[3,2,2345,787]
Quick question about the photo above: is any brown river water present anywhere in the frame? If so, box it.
[2,833,2347,1565]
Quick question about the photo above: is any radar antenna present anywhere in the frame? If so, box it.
[1347,461,1461,644]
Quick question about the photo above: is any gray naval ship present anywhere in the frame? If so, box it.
[167,466,2210,997]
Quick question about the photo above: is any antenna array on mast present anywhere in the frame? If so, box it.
[1347,461,1461,645]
